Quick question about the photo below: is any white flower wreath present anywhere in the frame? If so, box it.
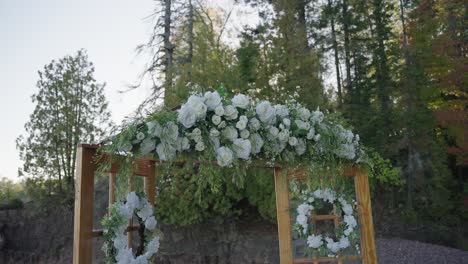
[294,188,360,257]
[102,192,161,264]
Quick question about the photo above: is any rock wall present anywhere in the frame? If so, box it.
[0,207,280,264]
[0,209,73,263]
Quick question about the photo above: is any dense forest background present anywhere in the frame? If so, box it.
[2,0,466,251]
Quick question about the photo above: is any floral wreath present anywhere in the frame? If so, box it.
[102,192,161,264]
[294,188,360,257]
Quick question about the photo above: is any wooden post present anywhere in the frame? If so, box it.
[73,145,96,264]
[274,167,293,264]
[354,169,377,263]
[128,174,134,248]
[144,161,156,206]
[109,173,116,214]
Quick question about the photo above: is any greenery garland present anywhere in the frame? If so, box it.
[102,192,161,264]
[99,90,370,226]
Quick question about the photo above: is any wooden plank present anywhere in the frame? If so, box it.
[73,145,97,264]
[294,255,361,263]
[128,174,134,248]
[274,167,293,264]
[312,214,338,221]
[144,161,156,206]
[354,169,377,264]
[93,225,140,238]
[108,173,116,214]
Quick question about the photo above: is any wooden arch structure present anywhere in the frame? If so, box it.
[73,143,377,264]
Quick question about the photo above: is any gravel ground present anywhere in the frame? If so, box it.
[376,238,468,264]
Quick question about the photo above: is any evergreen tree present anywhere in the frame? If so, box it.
[16,50,112,191]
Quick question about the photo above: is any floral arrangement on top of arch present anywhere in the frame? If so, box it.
[100,90,368,260]
[108,90,365,170]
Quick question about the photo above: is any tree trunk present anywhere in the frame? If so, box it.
[329,0,342,107]
[163,0,173,103]
[342,0,353,92]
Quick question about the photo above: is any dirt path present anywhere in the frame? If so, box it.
[377,238,468,264]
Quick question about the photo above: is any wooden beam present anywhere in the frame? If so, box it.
[128,174,134,248]
[274,167,293,264]
[108,173,116,214]
[144,161,156,206]
[73,145,97,264]
[354,169,377,264]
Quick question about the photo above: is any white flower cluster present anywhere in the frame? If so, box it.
[107,192,160,264]
[295,188,358,255]
[124,91,364,168]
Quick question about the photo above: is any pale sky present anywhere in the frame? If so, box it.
[0,0,156,181]
[0,0,263,182]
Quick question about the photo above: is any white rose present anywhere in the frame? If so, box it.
[212,115,221,125]
[144,216,157,230]
[326,239,340,253]
[288,136,298,146]
[278,130,289,142]
[147,121,162,137]
[275,104,289,118]
[117,203,133,219]
[136,132,145,142]
[240,129,250,139]
[299,107,311,121]
[250,133,264,154]
[156,142,176,160]
[210,136,220,150]
[137,201,153,220]
[210,128,220,137]
[187,94,207,119]
[145,237,160,258]
[236,119,247,130]
[338,236,350,249]
[283,118,291,127]
[125,192,140,211]
[224,105,238,120]
[231,94,250,109]
[256,101,276,124]
[214,105,225,116]
[113,233,128,250]
[195,141,205,151]
[140,138,156,155]
[306,128,315,139]
[311,109,324,124]
[342,203,353,216]
[307,234,323,248]
[233,138,251,160]
[249,118,261,131]
[191,128,201,136]
[181,137,190,150]
[177,104,197,128]
[297,203,313,216]
[204,91,222,110]
[314,134,321,142]
[218,120,227,129]
[160,122,179,145]
[269,126,279,138]
[222,126,238,141]
[116,247,134,263]
[295,139,306,155]
[295,119,310,130]
[118,142,133,153]
[216,147,234,167]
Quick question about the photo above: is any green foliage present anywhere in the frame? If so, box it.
[367,149,402,192]
[153,162,244,225]
[16,49,112,191]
